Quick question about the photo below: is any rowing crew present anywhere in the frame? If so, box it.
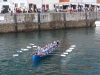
[33,40,60,56]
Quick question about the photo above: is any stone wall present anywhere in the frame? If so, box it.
[97,12,100,20]
[0,12,98,33]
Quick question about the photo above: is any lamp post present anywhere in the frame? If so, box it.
[42,0,43,7]
[27,0,28,10]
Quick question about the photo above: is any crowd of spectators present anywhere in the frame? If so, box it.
[54,6,100,13]
[1,6,100,14]
[0,6,49,14]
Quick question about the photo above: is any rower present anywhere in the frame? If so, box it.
[42,49,46,55]
[53,41,57,44]
[56,40,60,47]
[37,46,41,52]
[57,40,60,44]
[37,46,42,55]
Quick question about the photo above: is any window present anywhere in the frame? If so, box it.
[20,3,25,7]
[15,3,18,7]
[3,0,7,1]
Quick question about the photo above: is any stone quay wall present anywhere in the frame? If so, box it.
[0,11,99,33]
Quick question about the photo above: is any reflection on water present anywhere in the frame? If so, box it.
[31,60,42,71]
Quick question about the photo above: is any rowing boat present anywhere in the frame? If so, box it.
[32,40,60,61]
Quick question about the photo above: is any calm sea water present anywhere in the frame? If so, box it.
[0,27,100,75]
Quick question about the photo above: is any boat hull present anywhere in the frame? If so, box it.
[32,44,59,61]
[32,54,44,61]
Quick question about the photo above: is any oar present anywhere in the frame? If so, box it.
[27,46,32,49]
[49,52,60,53]
[13,54,19,57]
[20,43,37,52]
[60,54,66,57]
[24,50,37,65]
[30,43,34,46]
[24,43,37,64]
[24,54,32,65]
[48,54,60,56]
[45,52,66,56]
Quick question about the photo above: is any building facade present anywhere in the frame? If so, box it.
[60,0,69,2]
[27,0,59,11]
[54,0,100,11]
[97,0,100,6]
[0,0,100,13]
[0,0,11,13]
[97,0,100,3]
[0,0,27,13]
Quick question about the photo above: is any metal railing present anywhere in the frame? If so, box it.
[0,11,99,24]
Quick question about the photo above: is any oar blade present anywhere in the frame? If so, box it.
[13,54,19,57]
[60,54,66,57]
[27,46,32,49]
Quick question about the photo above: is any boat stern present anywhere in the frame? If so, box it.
[32,54,41,61]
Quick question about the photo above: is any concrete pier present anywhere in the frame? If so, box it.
[0,12,99,33]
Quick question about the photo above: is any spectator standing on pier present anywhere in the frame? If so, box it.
[8,7,13,15]
[1,7,5,14]
[81,6,84,12]
[8,7,11,13]
[35,8,37,12]
[46,7,48,12]
[16,8,18,13]
[42,7,44,12]
[54,7,57,12]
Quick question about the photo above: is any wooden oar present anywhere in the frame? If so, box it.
[24,54,32,65]
[49,52,60,53]
[24,51,38,65]
[48,54,60,56]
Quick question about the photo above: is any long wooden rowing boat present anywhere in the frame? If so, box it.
[32,40,60,61]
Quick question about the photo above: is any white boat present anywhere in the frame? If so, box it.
[95,21,100,27]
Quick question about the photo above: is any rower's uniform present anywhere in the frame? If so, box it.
[37,46,41,53]
[48,44,53,51]
[43,48,48,55]
[36,41,59,55]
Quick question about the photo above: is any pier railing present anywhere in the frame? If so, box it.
[0,11,99,24]
[0,11,99,33]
